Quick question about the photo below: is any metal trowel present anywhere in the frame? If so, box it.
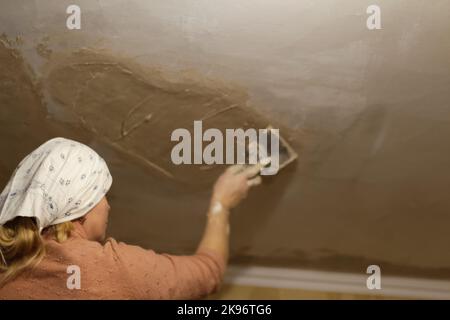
[245,125,297,175]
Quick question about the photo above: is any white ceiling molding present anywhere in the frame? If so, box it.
[224,265,450,299]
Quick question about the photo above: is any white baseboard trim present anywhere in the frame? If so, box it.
[224,265,450,299]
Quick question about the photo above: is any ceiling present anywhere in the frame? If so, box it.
[1,0,450,279]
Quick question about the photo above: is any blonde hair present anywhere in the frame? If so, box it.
[0,217,73,287]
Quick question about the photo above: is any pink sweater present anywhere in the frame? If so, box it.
[0,222,226,299]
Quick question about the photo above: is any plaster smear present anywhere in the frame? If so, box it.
[44,48,286,189]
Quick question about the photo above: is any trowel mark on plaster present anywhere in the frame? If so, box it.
[76,69,155,140]
[48,60,177,179]
[117,94,154,140]
[200,104,239,121]
[311,104,390,182]
[108,140,175,179]
[69,65,175,179]
[72,70,103,112]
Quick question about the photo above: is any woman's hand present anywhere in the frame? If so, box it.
[211,164,263,211]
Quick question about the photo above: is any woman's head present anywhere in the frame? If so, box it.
[0,137,113,285]
[0,137,112,231]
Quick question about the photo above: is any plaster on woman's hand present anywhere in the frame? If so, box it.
[211,164,262,210]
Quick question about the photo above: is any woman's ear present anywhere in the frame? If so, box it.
[78,216,87,224]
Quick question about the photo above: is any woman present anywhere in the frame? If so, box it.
[0,137,261,299]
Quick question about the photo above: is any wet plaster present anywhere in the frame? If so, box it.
[44,48,285,188]
[1,0,450,280]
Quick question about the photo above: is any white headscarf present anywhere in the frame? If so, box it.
[0,137,112,232]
